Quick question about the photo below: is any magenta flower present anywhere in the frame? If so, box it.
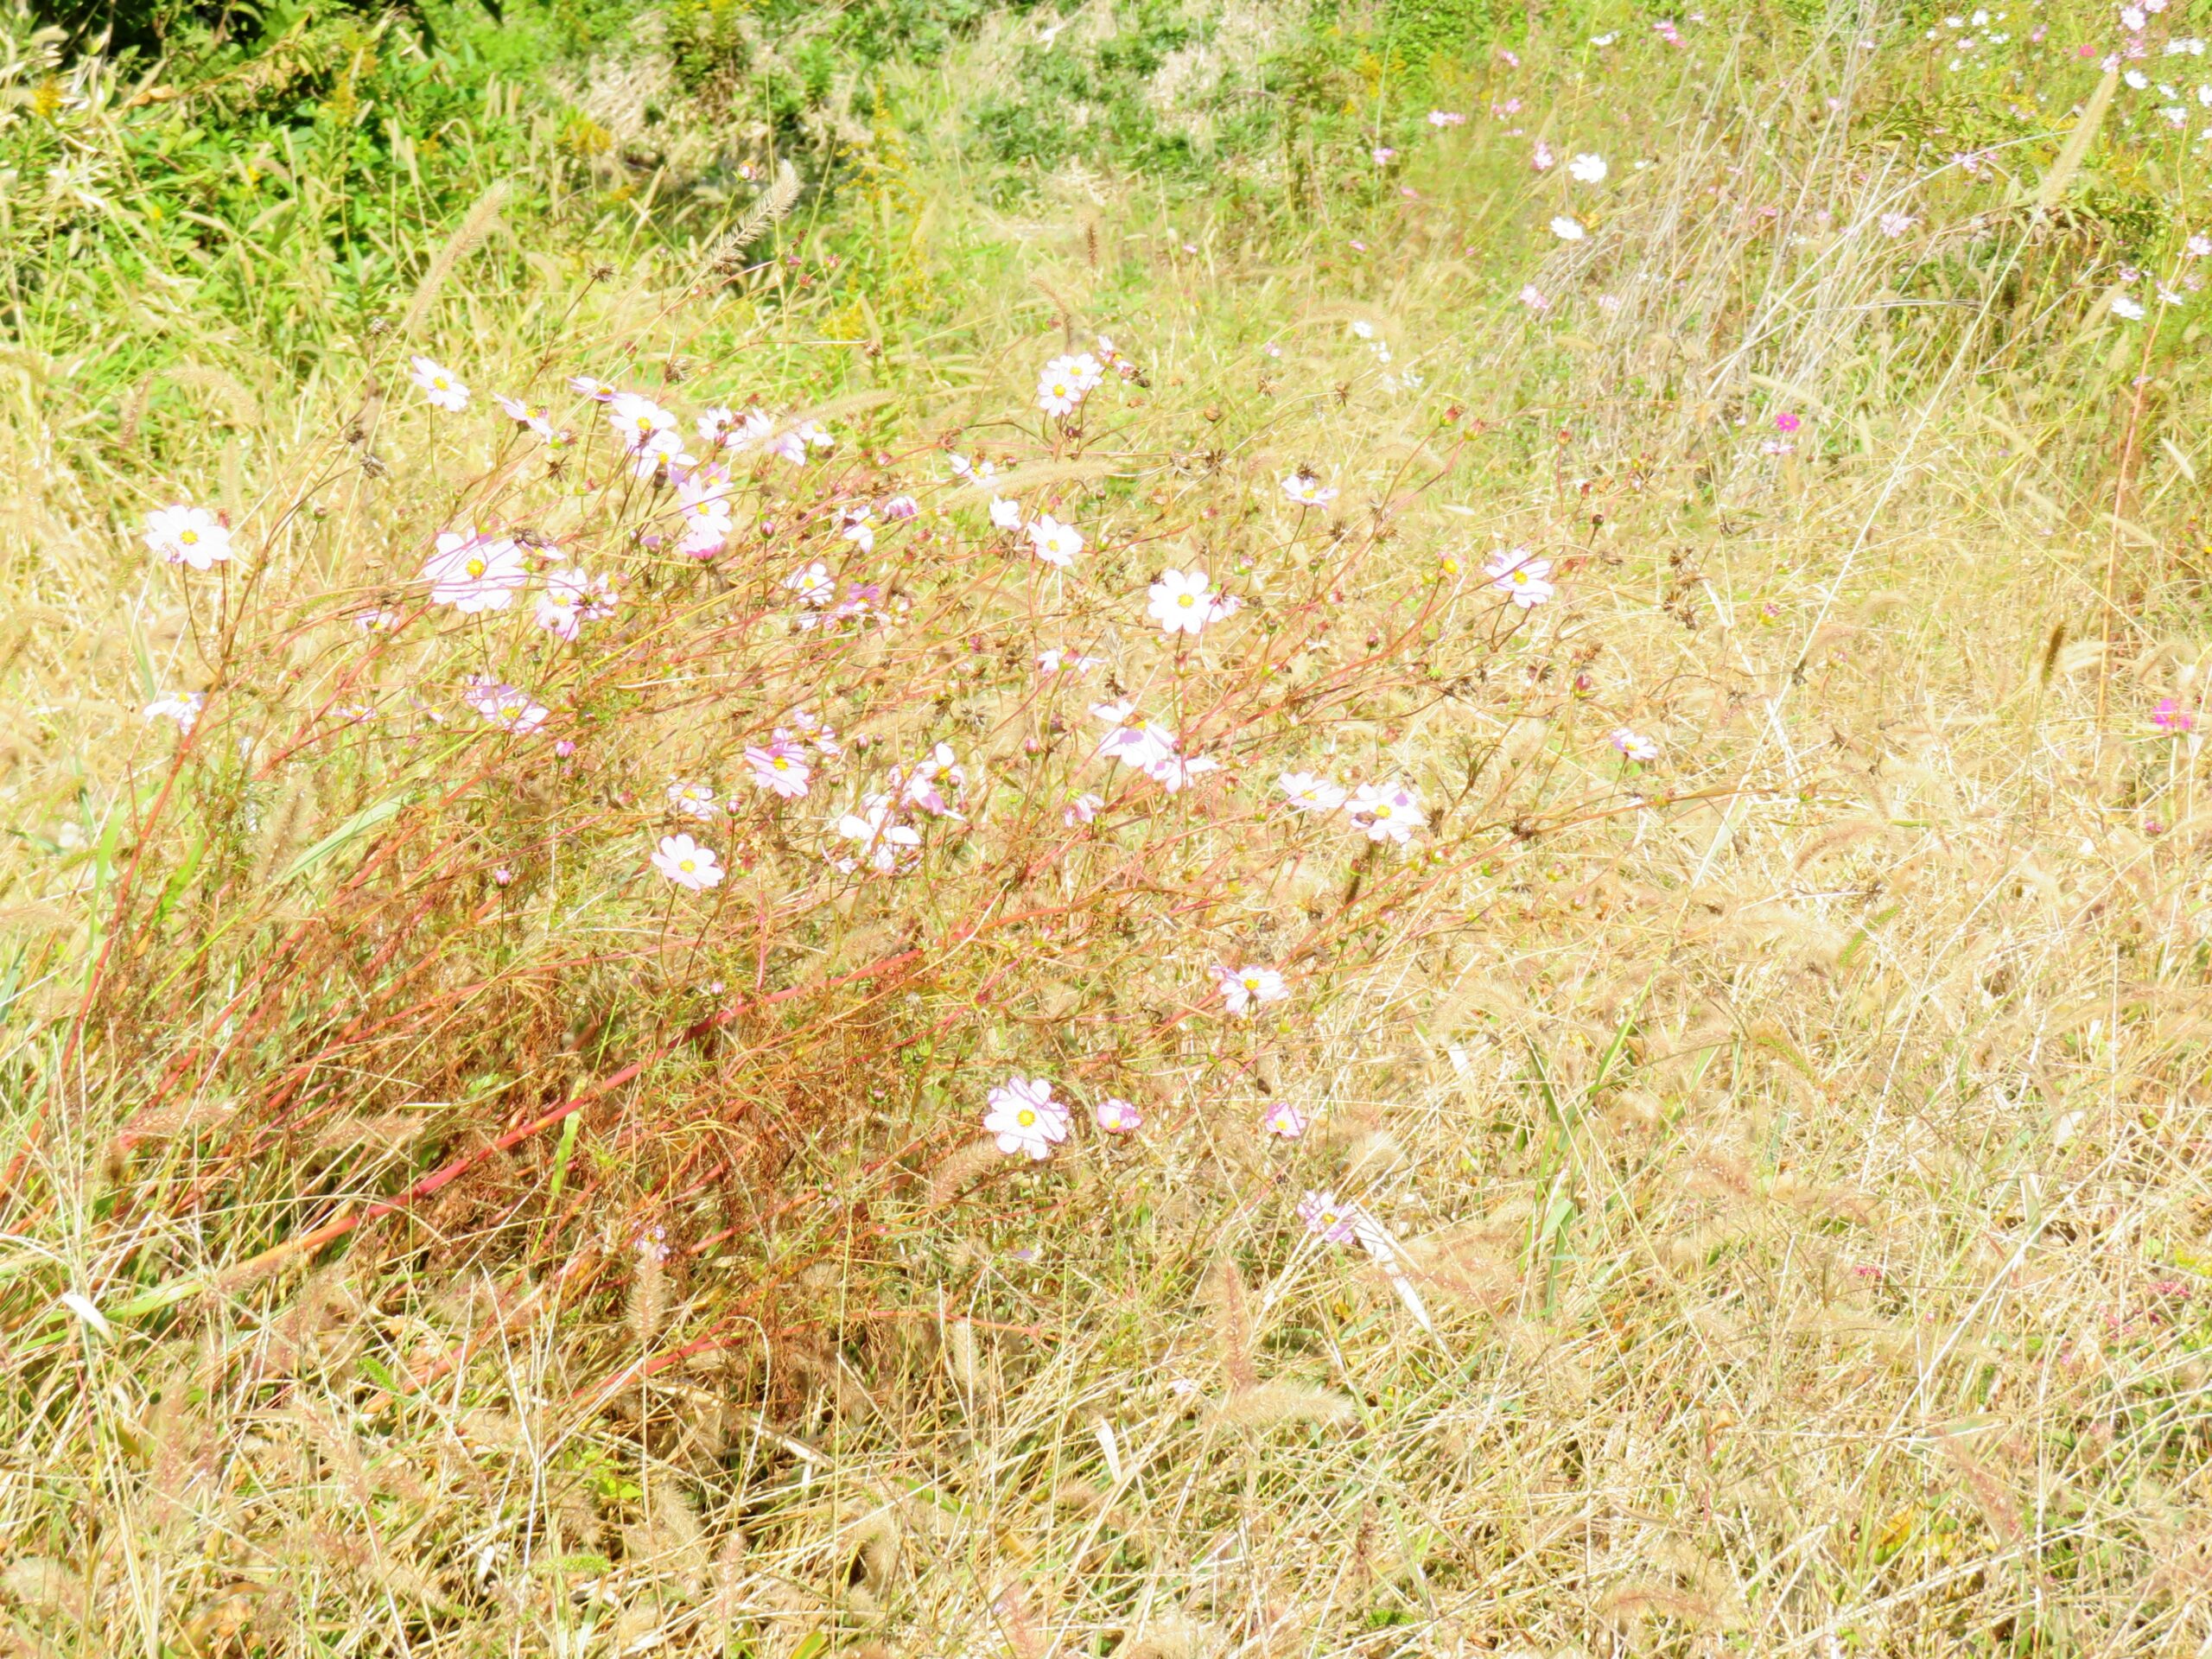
[1774,412,1801,434]
[2152,698,2195,734]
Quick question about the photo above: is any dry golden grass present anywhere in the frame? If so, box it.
[3,11,2212,1657]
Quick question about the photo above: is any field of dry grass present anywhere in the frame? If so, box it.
[4,3,2212,1655]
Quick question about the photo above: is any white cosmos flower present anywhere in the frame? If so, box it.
[983,1074,1071,1160]
[668,781,720,819]
[143,691,204,734]
[2112,293,2147,321]
[495,394,563,443]
[1567,152,1608,182]
[784,562,835,607]
[1278,771,1348,812]
[144,504,232,569]
[990,496,1022,529]
[652,833,724,891]
[1147,569,1219,637]
[1611,728,1659,762]
[535,569,616,640]
[422,531,527,613]
[1028,513,1084,567]
[465,678,549,734]
[1484,547,1555,607]
[1346,781,1426,845]
[835,795,922,872]
[409,355,468,411]
[1281,470,1338,506]
[1550,216,1587,241]
[1214,964,1288,1015]
[607,392,677,452]
[1093,700,1175,771]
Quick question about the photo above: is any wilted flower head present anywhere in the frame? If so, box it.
[145,504,232,569]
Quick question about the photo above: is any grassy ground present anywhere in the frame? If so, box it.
[5,2,2212,1655]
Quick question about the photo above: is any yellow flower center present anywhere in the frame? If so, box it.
[1511,570,1529,584]
[181,529,199,543]
[1017,1109,1036,1127]
[772,757,788,770]
[1178,594,1196,607]
[1373,804,1392,819]
[1243,975,1261,990]
[679,858,695,873]
[465,556,486,578]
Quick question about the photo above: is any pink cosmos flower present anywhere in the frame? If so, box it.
[984,1075,1070,1160]
[1261,1102,1309,1140]
[1095,1097,1142,1133]
[2152,698,2196,733]
[1281,470,1338,507]
[1093,700,1174,772]
[1774,412,1801,434]
[1611,728,1659,762]
[465,680,549,734]
[1065,792,1104,825]
[746,741,812,798]
[1298,1190,1361,1245]
[897,743,966,817]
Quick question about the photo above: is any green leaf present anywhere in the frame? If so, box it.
[276,794,407,887]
